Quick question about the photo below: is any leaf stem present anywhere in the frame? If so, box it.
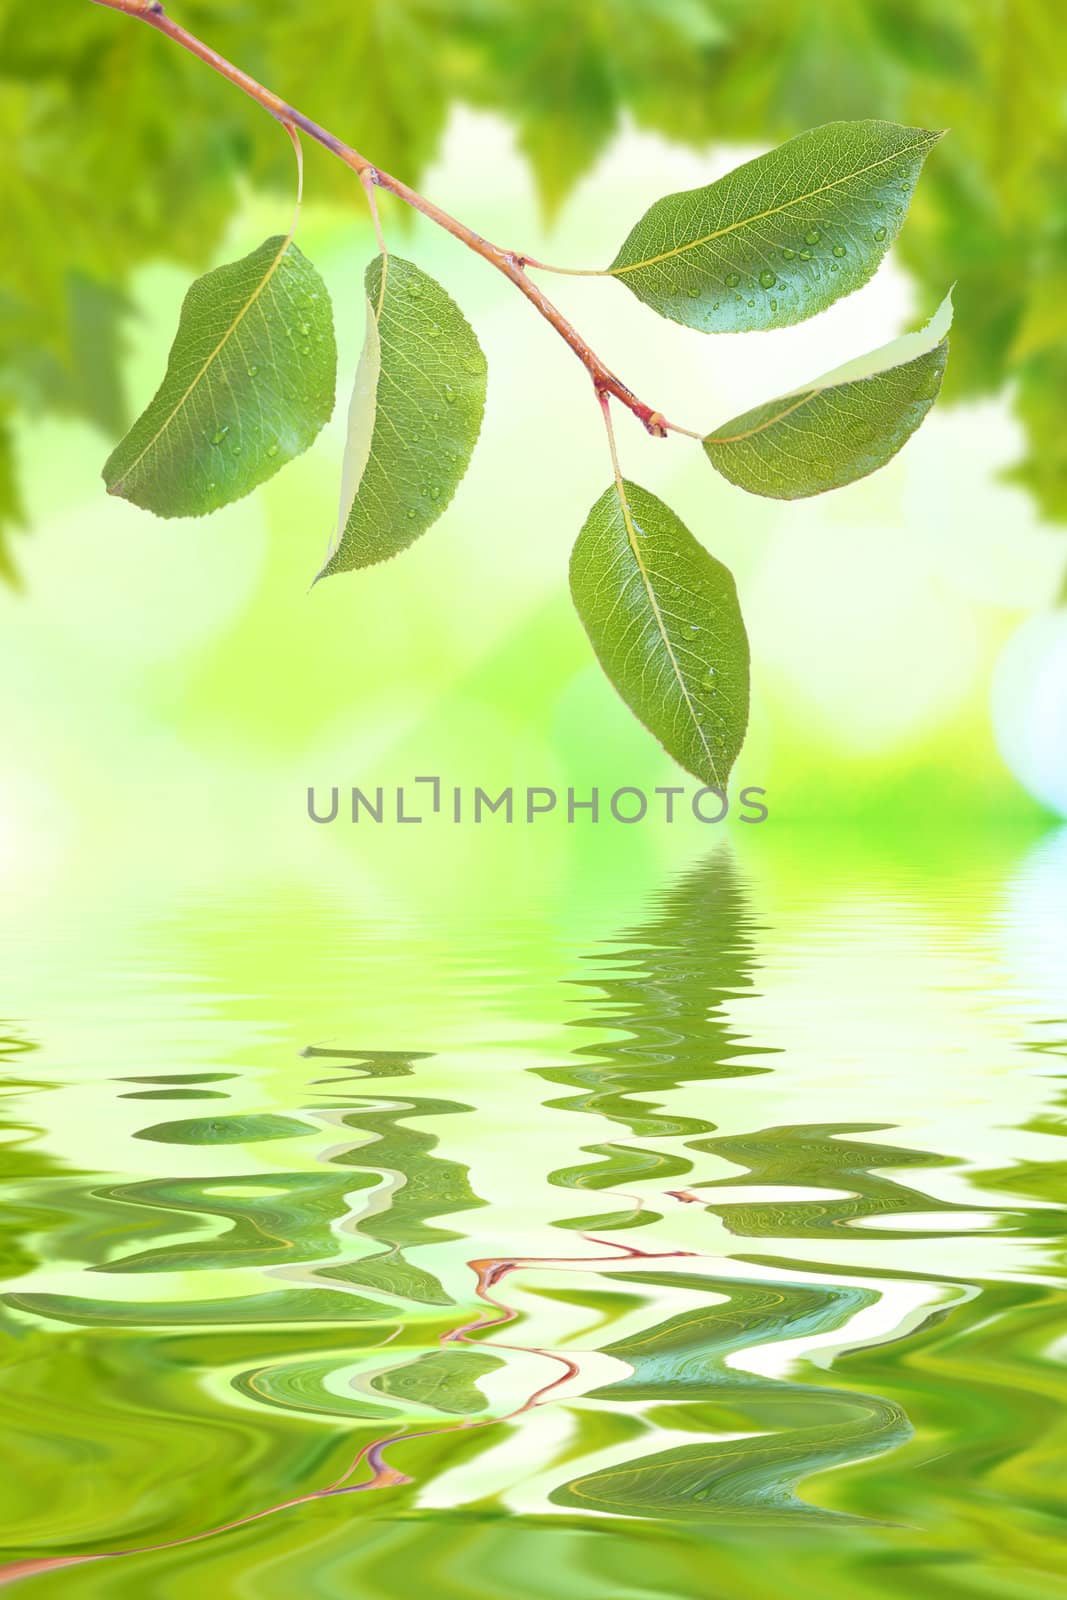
[360,169,388,260]
[282,122,304,239]
[521,256,608,278]
[595,392,723,788]
[597,391,625,489]
[89,0,678,438]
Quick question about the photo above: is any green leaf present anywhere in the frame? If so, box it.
[570,480,749,790]
[608,119,943,333]
[317,255,487,579]
[103,236,336,517]
[704,291,951,498]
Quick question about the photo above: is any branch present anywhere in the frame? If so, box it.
[89,0,679,437]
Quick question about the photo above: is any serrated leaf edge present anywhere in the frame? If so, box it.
[705,290,953,448]
[106,233,295,498]
[610,124,943,278]
[610,476,724,789]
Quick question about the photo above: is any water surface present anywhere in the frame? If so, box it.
[2,834,1066,1597]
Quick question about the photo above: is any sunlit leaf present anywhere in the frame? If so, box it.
[6,0,1067,551]
[103,236,336,517]
[570,480,749,789]
[608,119,943,333]
[317,254,487,579]
[704,292,951,498]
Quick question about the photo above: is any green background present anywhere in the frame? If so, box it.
[3,0,1067,859]
[2,6,1067,1597]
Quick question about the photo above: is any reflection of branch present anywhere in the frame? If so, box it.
[90,0,687,440]
[0,1236,696,1588]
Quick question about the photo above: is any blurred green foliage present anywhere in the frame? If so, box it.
[1,0,1065,578]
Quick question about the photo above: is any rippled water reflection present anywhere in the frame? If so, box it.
[2,834,1066,1596]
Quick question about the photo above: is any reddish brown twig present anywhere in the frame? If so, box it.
[89,0,685,437]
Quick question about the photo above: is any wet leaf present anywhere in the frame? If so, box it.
[103,236,336,517]
[570,480,749,790]
[608,120,943,333]
[317,255,487,579]
[704,292,951,498]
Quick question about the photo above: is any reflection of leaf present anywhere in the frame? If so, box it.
[584,1272,874,1399]
[133,1113,314,1146]
[372,1349,503,1415]
[92,1170,375,1274]
[309,1049,484,1308]
[234,1354,395,1421]
[328,1252,454,1308]
[559,1404,906,1519]
[689,1122,976,1239]
[570,481,749,790]
[540,852,768,1229]
[318,254,486,579]
[5,1288,385,1327]
[704,294,950,498]
[552,1270,907,1523]
[608,120,942,333]
[103,237,336,517]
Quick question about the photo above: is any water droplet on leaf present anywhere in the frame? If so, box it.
[724,272,740,288]
[874,225,888,241]
[831,244,847,258]
[804,228,821,245]
[759,270,776,288]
